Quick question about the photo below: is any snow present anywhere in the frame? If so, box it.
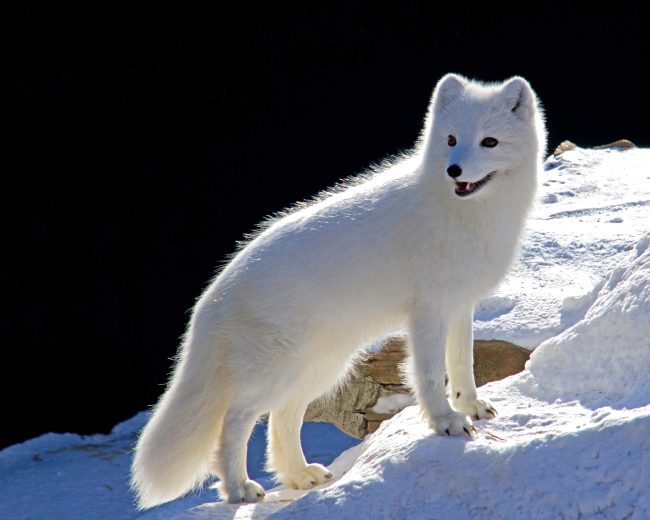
[475,146,650,348]
[3,146,650,519]
[264,226,650,520]
[0,415,359,520]
[371,393,415,414]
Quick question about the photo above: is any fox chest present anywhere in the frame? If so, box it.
[414,222,519,301]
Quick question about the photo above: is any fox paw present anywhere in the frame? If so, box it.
[427,410,475,437]
[279,463,333,490]
[453,396,498,421]
[218,478,266,504]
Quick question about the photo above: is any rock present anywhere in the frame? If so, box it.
[593,139,635,150]
[304,375,380,439]
[554,140,576,156]
[554,139,635,157]
[473,340,531,387]
[305,336,530,439]
[357,335,407,385]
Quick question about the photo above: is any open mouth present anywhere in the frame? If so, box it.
[454,172,494,197]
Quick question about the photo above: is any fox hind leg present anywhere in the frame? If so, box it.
[214,407,266,503]
[266,400,333,489]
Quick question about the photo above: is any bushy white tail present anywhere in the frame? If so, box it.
[131,342,230,509]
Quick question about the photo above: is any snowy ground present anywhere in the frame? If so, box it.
[0,415,359,520]
[2,146,649,519]
[475,145,650,348]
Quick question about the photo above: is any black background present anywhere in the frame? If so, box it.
[3,2,650,448]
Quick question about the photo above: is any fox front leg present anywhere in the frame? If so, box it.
[446,309,497,421]
[408,311,473,436]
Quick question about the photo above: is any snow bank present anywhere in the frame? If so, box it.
[3,147,650,520]
[0,415,358,520]
[475,147,650,348]
[176,148,650,519]
[264,231,650,520]
[0,413,216,520]
[528,234,650,404]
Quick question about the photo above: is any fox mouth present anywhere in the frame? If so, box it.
[454,172,494,197]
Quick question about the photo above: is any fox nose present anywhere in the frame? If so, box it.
[447,164,462,178]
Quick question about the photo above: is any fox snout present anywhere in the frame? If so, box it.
[447,164,462,178]
[447,162,495,197]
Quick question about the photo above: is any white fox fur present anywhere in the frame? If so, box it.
[131,73,546,507]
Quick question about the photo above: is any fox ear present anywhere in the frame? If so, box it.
[502,77,536,120]
[432,73,467,112]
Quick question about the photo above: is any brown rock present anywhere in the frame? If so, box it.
[304,336,530,439]
[593,139,635,150]
[553,140,576,156]
[356,336,406,385]
[304,375,379,439]
[553,138,635,157]
[473,340,531,387]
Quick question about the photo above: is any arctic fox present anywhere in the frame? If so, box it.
[132,73,546,507]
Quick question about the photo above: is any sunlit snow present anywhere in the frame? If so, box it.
[2,146,649,520]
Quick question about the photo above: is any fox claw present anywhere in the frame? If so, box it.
[455,397,498,421]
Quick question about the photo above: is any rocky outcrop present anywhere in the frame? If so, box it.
[304,337,410,438]
[593,139,635,150]
[473,340,531,387]
[554,139,635,156]
[554,140,577,156]
[305,336,530,439]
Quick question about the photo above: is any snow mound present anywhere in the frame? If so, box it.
[475,147,650,348]
[3,147,650,520]
[0,415,358,520]
[528,234,650,404]
[266,232,650,519]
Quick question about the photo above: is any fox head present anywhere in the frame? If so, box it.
[421,73,546,201]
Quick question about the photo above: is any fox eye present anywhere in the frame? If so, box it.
[481,137,498,148]
[448,135,457,147]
